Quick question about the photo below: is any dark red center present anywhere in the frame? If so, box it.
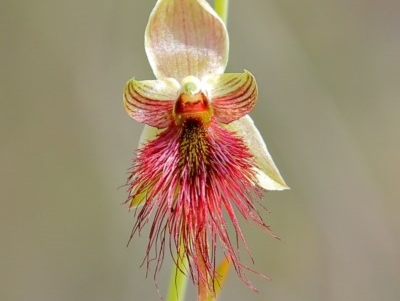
[173,92,213,126]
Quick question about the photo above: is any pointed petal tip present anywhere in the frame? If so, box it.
[254,167,290,191]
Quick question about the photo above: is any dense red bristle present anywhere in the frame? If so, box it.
[127,118,270,291]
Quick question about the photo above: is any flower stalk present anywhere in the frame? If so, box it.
[167,240,189,301]
[214,0,229,24]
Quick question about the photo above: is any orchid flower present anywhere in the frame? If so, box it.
[123,0,288,296]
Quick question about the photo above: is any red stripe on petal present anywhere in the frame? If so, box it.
[124,78,177,128]
[207,71,258,123]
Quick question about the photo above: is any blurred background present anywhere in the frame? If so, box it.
[1,0,399,300]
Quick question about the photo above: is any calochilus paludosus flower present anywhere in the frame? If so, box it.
[123,0,288,296]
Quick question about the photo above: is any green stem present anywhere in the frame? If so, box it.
[166,244,189,301]
[214,0,229,24]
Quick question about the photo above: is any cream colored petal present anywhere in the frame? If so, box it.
[145,0,229,81]
[204,70,257,123]
[124,78,179,128]
[225,115,289,191]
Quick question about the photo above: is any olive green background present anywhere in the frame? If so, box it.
[1,1,399,300]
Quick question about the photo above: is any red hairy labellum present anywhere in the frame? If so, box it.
[127,112,268,288]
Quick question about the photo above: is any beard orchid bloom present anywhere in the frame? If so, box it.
[123,0,288,291]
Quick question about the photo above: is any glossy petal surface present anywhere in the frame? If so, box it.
[145,0,229,80]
